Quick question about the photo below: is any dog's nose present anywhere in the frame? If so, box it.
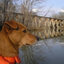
[36,36,40,41]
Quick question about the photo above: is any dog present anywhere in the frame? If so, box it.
[0,20,38,64]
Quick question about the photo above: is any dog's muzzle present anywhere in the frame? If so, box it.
[36,36,40,41]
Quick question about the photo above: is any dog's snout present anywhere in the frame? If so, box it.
[36,36,40,41]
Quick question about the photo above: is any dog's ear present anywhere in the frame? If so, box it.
[5,20,17,29]
[4,20,18,33]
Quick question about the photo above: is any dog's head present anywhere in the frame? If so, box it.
[2,20,37,47]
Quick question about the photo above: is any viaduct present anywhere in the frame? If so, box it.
[0,12,64,39]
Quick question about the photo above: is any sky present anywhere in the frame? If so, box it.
[14,0,64,17]
[46,0,64,8]
[32,0,64,16]
[46,0,64,12]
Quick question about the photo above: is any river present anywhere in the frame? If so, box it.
[19,36,64,64]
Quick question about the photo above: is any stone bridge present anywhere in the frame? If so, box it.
[11,13,64,39]
[0,13,64,39]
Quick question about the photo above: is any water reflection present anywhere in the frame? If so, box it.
[19,36,64,64]
[29,27,64,39]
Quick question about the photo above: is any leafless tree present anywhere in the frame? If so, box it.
[0,0,47,25]
[0,0,16,22]
[20,0,46,26]
[52,11,64,20]
[5,0,16,21]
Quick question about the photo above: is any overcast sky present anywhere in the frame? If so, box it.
[35,0,64,16]
[15,0,64,17]
[47,0,64,9]
[44,0,64,16]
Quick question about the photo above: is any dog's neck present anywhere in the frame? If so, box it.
[0,30,19,46]
[0,31,19,57]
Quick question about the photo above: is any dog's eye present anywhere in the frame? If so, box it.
[23,30,27,33]
[16,27,19,30]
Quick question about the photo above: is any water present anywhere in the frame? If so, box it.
[19,36,64,64]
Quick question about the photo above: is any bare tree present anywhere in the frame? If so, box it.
[1,0,47,25]
[20,0,46,26]
[52,11,64,20]
[0,0,4,25]
[2,0,16,21]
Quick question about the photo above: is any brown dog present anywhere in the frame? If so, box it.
[0,20,37,64]
[0,20,37,56]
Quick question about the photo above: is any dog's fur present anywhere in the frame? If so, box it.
[0,20,37,57]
